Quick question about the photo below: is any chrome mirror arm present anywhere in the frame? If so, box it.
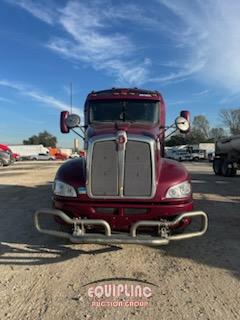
[71,128,85,140]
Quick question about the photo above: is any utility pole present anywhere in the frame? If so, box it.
[70,82,72,114]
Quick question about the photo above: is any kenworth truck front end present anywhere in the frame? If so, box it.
[35,88,208,245]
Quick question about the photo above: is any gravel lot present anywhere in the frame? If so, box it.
[0,160,239,320]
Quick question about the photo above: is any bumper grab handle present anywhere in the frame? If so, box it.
[130,211,208,240]
[34,208,111,238]
[34,209,208,245]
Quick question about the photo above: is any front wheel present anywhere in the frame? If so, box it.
[221,160,237,177]
[0,159,4,167]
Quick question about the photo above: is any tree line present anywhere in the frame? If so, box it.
[166,108,240,146]
[23,131,57,147]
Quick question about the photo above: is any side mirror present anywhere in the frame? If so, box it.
[60,111,70,133]
[66,114,81,128]
[60,111,81,133]
[180,110,190,123]
[179,110,190,133]
[175,116,190,133]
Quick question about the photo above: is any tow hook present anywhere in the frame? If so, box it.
[72,219,85,236]
[158,221,170,238]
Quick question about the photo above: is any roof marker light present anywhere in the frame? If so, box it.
[139,94,152,97]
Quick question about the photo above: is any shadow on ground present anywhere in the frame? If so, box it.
[0,175,239,280]
[0,183,121,266]
[159,171,240,280]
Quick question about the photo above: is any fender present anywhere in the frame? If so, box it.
[55,158,86,188]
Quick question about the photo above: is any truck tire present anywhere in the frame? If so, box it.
[213,158,223,175]
[193,157,199,161]
[231,167,237,177]
[221,160,237,177]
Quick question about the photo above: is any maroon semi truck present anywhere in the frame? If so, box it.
[35,88,208,245]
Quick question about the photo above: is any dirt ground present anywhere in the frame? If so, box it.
[0,160,239,320]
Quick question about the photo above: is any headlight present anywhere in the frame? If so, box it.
[166,181,191,199]
[53,180,77,197]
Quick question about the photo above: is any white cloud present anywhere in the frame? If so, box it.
[5,0,55,24]
[158,0,240,92]
[149,60,206,84]
[192,90,210,97]
[47,1,149,85]
[7,0,150,85]
[6,0,240,92]
[0,79,80,114]
[167,99,192,107]
[0,96,14,104]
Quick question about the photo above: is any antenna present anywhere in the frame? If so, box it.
[70,82,73,114]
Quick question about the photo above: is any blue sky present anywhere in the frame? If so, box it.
[0,0,240,148]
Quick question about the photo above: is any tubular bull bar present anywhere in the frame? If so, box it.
[34,209,208,245]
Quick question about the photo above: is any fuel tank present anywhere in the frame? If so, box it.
[216,135,240,154]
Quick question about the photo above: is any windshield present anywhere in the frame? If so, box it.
[89,100,159,124]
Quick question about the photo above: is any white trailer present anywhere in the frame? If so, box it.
[189,143,215,158]
[9,144,49,157]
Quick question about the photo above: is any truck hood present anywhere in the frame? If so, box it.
[86,122,161,140]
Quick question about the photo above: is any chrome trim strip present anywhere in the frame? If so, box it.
[86,133,156,199]
[116,131,127,197]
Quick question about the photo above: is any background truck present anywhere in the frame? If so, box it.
[0,144,15,163]
[0,150,11,166]
[171,150,192,161]
[213,135,240,176]
[9,144,49,159]
[188,143,215,160]
[189,148,205,161]
[35,88,208,245]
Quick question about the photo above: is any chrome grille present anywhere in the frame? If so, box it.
[87,134,155,199]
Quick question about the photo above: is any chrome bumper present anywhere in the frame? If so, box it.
[34,209,208,246]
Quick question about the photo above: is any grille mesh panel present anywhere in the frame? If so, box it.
[91,141,118,196]
[124,141,152,196]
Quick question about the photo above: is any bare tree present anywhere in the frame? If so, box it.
[209,127,225,140]
[192,115,210,139]
[219,108,240,135]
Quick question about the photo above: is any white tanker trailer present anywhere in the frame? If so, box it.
[213,135,240,176]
